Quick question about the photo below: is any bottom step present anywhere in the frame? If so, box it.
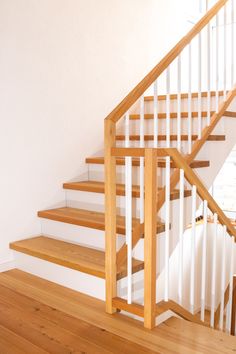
[10,236,144,280]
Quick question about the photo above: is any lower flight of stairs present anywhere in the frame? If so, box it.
[8,99,230,320]
[9,157,208,300]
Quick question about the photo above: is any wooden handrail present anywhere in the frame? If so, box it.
[105,0,228,124]
[168,148,236,239]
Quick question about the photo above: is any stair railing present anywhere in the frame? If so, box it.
[111,147,236,330]
[104,0,236,329]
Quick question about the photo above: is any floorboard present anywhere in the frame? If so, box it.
[0,269,235,354]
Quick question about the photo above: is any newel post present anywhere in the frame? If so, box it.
[144,148,157,329]
[104,119,117,314]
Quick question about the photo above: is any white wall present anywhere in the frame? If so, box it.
[0,0,192,263]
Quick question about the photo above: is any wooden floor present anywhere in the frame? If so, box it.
[0,270,235,354]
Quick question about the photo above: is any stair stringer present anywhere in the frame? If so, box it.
[196,102,236,190]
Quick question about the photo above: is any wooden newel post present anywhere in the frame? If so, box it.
[144,149,157,329]
[230,275,236,335]
[104,119,117,314]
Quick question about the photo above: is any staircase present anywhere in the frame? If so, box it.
[9,0,236,336]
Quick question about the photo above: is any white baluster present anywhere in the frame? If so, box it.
[190,185,197,314]
[125,112,131,241]
[226,236,235,333]
[165,156,171,302]
[223,5,227,100]
[210,213,218,328]
[178,169,184,304]
[125,112,133,304]
[198,32,202,139]
[177,55,181,151]
[188,44,192,154]
[219,225,227,330]
[165,66,171,302]
[231,0,235,87]
[127,162,132,304]
[140,96,144,223]
[154,80,158,148]
[201,200,208,322]
[166,67,171,148]
[215,14,219,112]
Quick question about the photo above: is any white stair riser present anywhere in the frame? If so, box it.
[13,250,145,313]
[40,218,124,250]
[13,251,106,300]
[88,163,176,186]
[66,189,149,218]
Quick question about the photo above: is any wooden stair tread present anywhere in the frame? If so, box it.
[63,180,192,199]
[144,90,224,101]
[129,111,235,120]
[116,134,225,141]
[85,157,210,169]
[38,207,166,235]
[10,236,144,280]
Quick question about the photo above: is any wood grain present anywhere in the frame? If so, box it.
[38,207,165,236]
[129,111,214,120]
[104,119,117,313]
[168,148,236,238]
[0,324,48,354]
[156,300,207,327]
[214,284,229,329]
[144,149,157,329]
[0,270,235,354]
[231,276,236,335]
[63,180,191,199]
[0,278,155,354]
[116,134,225,141]
[112,297,144,317]
[144,90,224,101]
[10,236,144,280]
[86,156,210,168]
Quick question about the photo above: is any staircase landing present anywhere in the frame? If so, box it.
[0,269,234,354]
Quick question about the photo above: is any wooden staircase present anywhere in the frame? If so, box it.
[10,119,214,295]
[9,0,236,336]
